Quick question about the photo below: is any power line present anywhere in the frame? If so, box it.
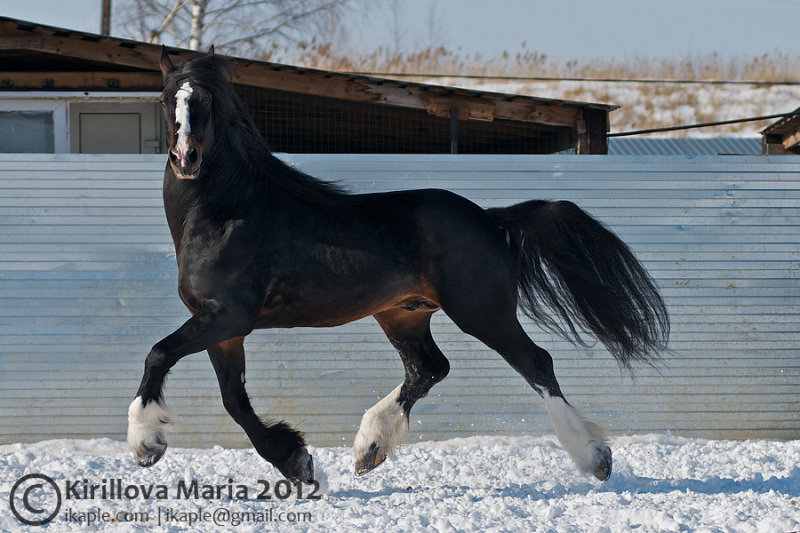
[345,71,800,86]
[608,111,798,137]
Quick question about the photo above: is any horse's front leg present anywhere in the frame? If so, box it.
[207,338,312,482]
[127,302,253,467]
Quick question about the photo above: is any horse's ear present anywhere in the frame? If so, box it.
[207,45,215,57]
[160,45,176,80]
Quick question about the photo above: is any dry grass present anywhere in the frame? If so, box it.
[265,41,800,82]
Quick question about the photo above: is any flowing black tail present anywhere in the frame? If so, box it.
[488,200,669,366]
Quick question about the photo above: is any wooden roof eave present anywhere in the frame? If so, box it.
[0,16,611,128]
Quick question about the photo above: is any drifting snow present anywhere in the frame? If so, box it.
[2,434,798,532]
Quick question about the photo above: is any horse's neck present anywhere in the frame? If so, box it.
[163,163,253,223]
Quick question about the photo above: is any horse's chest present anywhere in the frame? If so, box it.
[175,219,258,302]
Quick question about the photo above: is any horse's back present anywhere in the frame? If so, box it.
[357,187,497,237]
[357,187,518,303]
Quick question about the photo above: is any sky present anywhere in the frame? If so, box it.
[1,0,799,62]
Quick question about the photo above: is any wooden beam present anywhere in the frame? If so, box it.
[0,71,162,90]
[231,65,376,104]
[495,99,580,127]
[420,94,495,121]
[0,20,189,70]
[417,94,581,127]
[0,35,43,49]
[576,107,608,154]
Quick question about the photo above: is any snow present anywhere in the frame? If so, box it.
[3,434,799,532]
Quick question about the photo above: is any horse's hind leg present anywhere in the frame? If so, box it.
[207,338,312,482]
[495,321,611,480]
[354,308,450,475]
[444,292,613,480]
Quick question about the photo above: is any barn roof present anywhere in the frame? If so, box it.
[0,16,615,154]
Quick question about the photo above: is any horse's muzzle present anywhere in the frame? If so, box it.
[168,141,202,180]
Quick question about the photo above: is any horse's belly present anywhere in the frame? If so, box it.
[253,281,440,329]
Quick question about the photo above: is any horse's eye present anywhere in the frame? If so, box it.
[202,96,212,106]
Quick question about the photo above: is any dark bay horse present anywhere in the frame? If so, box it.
[127,46,669,483]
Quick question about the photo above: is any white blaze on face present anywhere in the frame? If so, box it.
[174,81,193,166]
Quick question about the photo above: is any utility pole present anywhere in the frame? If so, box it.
[101,0,111,35]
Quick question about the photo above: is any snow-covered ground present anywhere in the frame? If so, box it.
[2,434,798,532]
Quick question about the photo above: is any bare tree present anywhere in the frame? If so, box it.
[388,0,402,56]
[425,0,448,52]
[115,0,362,54]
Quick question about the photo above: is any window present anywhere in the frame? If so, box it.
[0,111,55,153]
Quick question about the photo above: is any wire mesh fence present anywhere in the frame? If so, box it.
[236,85,571,154]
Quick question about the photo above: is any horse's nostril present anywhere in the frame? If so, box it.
[169,150,179,164]
[187,147,198,164]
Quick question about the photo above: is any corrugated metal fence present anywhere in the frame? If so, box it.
[1,154,798,448]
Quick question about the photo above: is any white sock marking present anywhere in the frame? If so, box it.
[127,396,173,454]
[543,392,608,474]
[353,384,408,460]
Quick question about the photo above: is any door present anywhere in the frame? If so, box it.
[70,101,162,154]
[79,113,141,153]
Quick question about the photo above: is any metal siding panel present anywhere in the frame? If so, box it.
[0,153,798,448]
[607,138,762,156]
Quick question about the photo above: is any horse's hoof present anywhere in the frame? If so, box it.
[132,434,167,467]
[355,442,387,476]
[127,396,172,468]
[280,448,314,483]
[592,445,612,481]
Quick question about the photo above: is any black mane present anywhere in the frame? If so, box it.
[167,54,353,208]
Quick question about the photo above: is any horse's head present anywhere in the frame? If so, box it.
[159,46,221,180]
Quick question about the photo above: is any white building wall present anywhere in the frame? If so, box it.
[0,154,798,448]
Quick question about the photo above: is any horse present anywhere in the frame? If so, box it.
[127,46,669,484]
